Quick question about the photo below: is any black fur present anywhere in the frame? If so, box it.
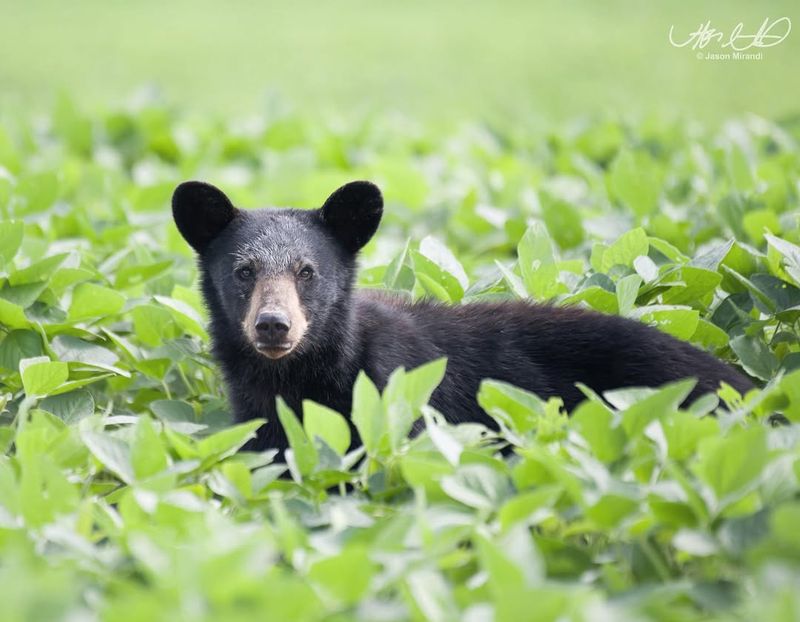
[172,181,755,451]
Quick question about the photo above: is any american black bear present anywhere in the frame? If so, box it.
[172,180,754,450]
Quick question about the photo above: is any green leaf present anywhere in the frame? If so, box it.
[20,357,69,397]
[196,419,265,460]
[600,228,649,273]
[440,464,512,510]
[51,335,119,367]
[478,380,544,434]
[618,379,696,438]
[383,240,415,291]
[742,209,780,244]
[39,390,94,424]
[616,273,641,316]
[131,304,179,346]
[0,280,49,308]
[572,400,626,463]
[68,283,125,320]
[81,430,135,484]
[0,297,30,328]
[662,411,720,461]
[662,267,722,307]
[276,398,317,476]
[608,150,663,217]
[474,524,544,591]
[153,294,208,339]
[404,357,447,409]
[131,417,169,480]
[0,330,43,371]
[540,191,584,249]
[517,223,565,299]
[382,367,415,451]
[9,252,70,286]
[495,260,528,298]
[695,426,768,506]
[0,220,24,268]
[632,305,699,340]
[115,260,172,289]
[351,371,385,455]
[412,236,468,301]
[765,233,800,286]
[730,334,779,381]
[498,485,562,530]
[586,492,638,528]
[303,400,351,456]
[308,545,377,604]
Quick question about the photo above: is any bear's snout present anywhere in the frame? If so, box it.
[241,274,309,360]
[255,311,291,342]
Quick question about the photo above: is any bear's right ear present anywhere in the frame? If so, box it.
[172,181,238,253]
[319,181,383,253]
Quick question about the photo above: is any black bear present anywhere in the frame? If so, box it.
[172,180,754,450]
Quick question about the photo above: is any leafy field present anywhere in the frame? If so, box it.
[1,99,800,621]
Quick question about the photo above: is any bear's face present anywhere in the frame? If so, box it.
[172,181,383,360]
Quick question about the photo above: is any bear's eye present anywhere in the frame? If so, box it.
[235,266,254,281]
[298,265,314,280]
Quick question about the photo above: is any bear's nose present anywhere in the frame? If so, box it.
[255,311,291,340]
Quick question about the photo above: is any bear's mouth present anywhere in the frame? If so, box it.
[255,341,294,359]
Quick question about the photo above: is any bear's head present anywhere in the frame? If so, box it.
[172,181,383,360]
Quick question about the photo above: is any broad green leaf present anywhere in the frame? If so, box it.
[586,492,638,528]
[20,357,68,397]
[632,305,699,340]
[540,191,584,249]
[661,411,720,461]
[39,390,94,424]
[308,545,377,604]
[607,150,663,217]
[695,426,768,506]
[153,295,208,339]
[80,430,135,484]
[478,379,544,434]
[619,379,696,438]
[131,417,169,480]
[9,252,70,286]
[351,371,384,455]
[196,419,265,460]
[404,357,447,409]
[382,367,415,451]
[572,400,626,463]
[600,228,649,273]
[730,334,779,381]
[276,398,317,476]
[0,297,30,328]
[0,220,24,267]
[68,283,125,320]
[303,400,351,456]
[51,335,119,367]
[616,273,641,316]
[517,223,565,299]
[412,236,468,301]
[440,464,512,510]
[765,233,800,286]
[0,330,43,371]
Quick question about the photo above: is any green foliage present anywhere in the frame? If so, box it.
[1,99,800,621]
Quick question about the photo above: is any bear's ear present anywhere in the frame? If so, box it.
[172,181,238,253]
[319,181,383,253]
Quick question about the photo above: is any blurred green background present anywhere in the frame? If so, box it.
[0,0,797,124]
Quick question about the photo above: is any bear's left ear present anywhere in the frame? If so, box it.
[319,181,383,253]
[172,181,239,253]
